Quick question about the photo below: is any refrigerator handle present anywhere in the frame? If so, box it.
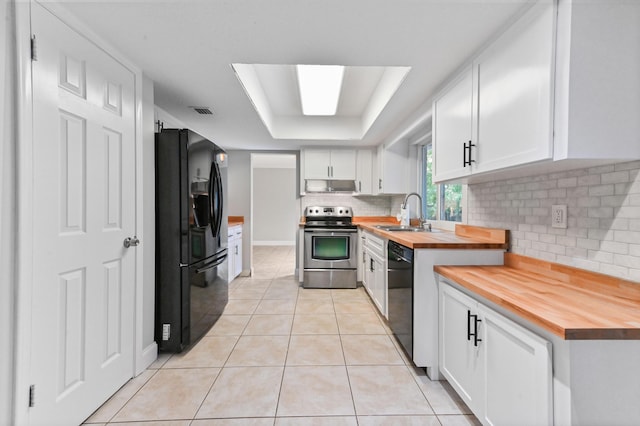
[215,161,223,237]
[208,161,218,237]
[194,252,227,273]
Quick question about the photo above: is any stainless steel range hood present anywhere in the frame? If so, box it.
[305,179,357,193]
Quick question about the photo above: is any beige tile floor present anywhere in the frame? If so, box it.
[84,246,479,426]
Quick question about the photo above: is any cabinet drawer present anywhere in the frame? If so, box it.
[364,232,385,257]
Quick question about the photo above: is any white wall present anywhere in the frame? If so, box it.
[227,151,252,272]
[253,167,298,244]
[140,75,156,362]
[468,160,640,281]
[0,0,15,422]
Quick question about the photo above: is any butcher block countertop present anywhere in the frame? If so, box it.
[228,216,244,226]
[435,253,640,340]
[356,221,509,250]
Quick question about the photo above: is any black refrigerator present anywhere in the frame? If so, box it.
[155,128,229,352]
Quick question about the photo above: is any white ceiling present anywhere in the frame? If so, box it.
[58,0,531,151]
[232,64,410,141]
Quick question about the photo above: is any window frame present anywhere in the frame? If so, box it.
[419,143,467,230]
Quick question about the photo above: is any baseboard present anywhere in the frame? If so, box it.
[253,241,295,246]
[136,342,158,375]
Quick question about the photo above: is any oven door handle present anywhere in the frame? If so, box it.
[304,230,357,235]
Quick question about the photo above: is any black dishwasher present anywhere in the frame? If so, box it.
[387,240,413,358]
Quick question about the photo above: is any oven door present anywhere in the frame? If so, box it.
[304,229,357,270]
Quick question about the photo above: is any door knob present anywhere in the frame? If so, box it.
[123,236,140,248]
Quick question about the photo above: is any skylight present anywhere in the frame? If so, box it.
[231,63,411,140]
[296,65,345,116]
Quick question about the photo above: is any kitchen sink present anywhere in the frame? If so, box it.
[374,225,442,233]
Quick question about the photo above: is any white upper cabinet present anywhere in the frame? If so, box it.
[303,149,356,180]
[473,1,554,174]
[433,0,640,183]
[374,141,409,195]
[554,0,640,160]
[356,149,373,194]
[304,149,332,179]
[434,1,554,182]
[433,68,474,182]
[330,150,357,179]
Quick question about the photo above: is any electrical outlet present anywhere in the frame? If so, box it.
[551,205,567,229]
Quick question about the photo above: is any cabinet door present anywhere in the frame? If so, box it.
[356,149,373,194]
[433,68,474,182]
[363,250,373,297]
[439,284,483,413]
[369,249,387,318]
[364,245,384,316]
[357,230,365,282]
[474,2,554,174]
[480,305,552,426]
[234,242,242,277]
[330,149,356,180]
[227,239,236,282]
[376,142,409,194]
[304,149,331,179]
[369,253,382,313]
[233,228,243,277]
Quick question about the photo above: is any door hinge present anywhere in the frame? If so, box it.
[30,35,37,61]
[28,385,35,407]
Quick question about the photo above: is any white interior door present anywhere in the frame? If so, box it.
[29,3,136,424]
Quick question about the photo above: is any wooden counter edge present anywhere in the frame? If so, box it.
[435,264,569,339]
[435,255,640,340]
[228,215,244,225]
[455,224,509,245]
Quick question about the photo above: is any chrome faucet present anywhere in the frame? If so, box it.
[401,192,431,231]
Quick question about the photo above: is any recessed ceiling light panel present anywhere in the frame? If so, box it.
[296,64,345,116]
[232,63,410,140]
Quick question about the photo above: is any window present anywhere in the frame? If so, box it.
[421,144,463,222]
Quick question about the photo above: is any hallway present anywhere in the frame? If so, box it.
[84,246,478,425]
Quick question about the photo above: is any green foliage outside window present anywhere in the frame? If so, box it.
[422,145,462,222]
[441,183,462,222]
[423,146,437,220]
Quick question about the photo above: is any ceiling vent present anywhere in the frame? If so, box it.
[191,106,213,115]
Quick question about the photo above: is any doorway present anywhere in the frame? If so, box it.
[250,154,298,275]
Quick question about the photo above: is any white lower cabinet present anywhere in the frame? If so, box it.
[228,224,243,282]
[362,231,387,318]
[439,282,552,426]
[357,229,365,282]
[481,305,553,426]
[439,283,483,412]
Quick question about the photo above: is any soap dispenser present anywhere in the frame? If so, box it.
[399,205,409,226]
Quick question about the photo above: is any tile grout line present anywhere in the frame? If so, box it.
[332,286,361,424]
[187,274,269,423]
[97,367,159,424]
[272,280,297,420]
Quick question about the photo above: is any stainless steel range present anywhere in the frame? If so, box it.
[303,206,357,289]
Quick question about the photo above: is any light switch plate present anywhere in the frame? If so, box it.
[162,324,171,341]
[551,205,567,229]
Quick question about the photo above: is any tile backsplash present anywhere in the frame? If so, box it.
[301,195,395,217]
[467,161,640,282]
